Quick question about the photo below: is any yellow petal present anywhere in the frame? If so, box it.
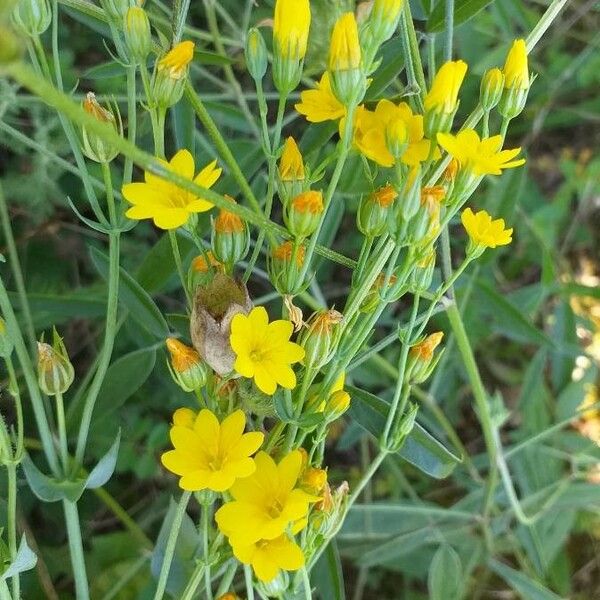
[172,407,196,428]
[194,160,221,188]
[220,410,246,448]
[152,208,190,230]
[277,450,302,494]
[179,469,212,491]
[170,149,195,178]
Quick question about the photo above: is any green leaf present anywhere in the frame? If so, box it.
[475,280,555,347]
[311,542,346,600]
[366,36,406,100]
[89,246,169,338]
[429,545,463,600]
[194,50,233,66]
[347,386,461,478]
[150,498,200,597]
[0,536,37,582]
[83,61,126,80]
[427,0,495,32]
[171,97,196,157]
[22,453,86,503]
[488,559,564,600]
[86,430,121,489]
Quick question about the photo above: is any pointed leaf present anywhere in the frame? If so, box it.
[86,430,121,489]
[429,544,463,600]
[22,453,86,503]
[489,558,564,600]
[311,541,345,600]
[0,535,37,582]
[347,385,461,478]
[427,0,495,32]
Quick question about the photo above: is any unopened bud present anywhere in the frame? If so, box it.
[81,92,122,163]
[368,0,403,44]
[386,118,408,160]
[498,39,530,120]
[211,199,249,269]
[407,332,444,384]
[268,241,307,296]
[301,467,327,495]
[99,0,133,25]
[285,190,323,239]
[480,67,504,112]
[245,27,267,82]
[298,309,342,370]
[278,137,305,202]
[325,389,350,420]
[166,338,208,392]
[124,6,151,64]
[357,184,397,237]
[37,329,74,396]
[0,25,22,66]
[12,0,51,36]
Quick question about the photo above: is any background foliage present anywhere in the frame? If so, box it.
[1,0,599,598]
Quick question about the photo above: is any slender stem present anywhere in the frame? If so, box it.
[446,304,497,550]
[74,230,120,466]
[444,0,454,61]
[0,184,36,350]
[169,230,192,307]
[7,464,19,600]
[244,565,255,600]
[380,295,420,447]
[302,566,313,600]
[124,65,137,185]
[180,562,206,600]
[402,2,427,108]
[202,502,213,600]
[214,562,237,597]
[153,492,192,600]
[172,0,192,43]
[0,276,60,475]
[55,390,69,471]
[63,500,90,600]
[5,356,24,457]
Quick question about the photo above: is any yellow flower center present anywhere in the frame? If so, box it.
[267,498,284,518]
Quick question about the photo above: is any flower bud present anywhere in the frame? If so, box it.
[284,190,323,239]
[368,0,403,44]
[124,6,151,64]
[268,241,306,296]
[37,329,74,396]
[190,251,223,288]
[390,167,421,245]
[407,332,444,384]
[498,39,530,120]
[359,270,407,313]
[152,41,195,109]
[258,572,290,598]
[424,60,467,138]
[279,137,305,202]
[328,12,366,106]
[245,27,267,82]
[324,389,350,420]
[99,0,133,25]
[298,309,342,370]
[480,67,504,112]
[311,481,349,536]
[408,249,435,294]
[165,337,208,392]
[272,0,310,94]
[12,0,51,36]
[357,184,397,238]
[211,199,249,268]
[81,92,122,163]
[0,318,14,358]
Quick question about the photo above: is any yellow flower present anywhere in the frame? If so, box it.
[230,534,305,582]
[503,39,529,90]
[161,409,264,491]
[369,0,404,41]
[230,307,305,394]
[347,100,435,167]
[437,129,525,176]
[424,60,468,114]
[295,72,346,123]
[279,137,305,181]
[461,208,513,248]
[122,149,221,229]
[329,12,361,72]
[215,450,319,544]
[158,40,195,80]
[410,332,444,361]
[273,0,311,60]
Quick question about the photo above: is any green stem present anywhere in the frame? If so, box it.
[244,565,255,600]
[302,566,313,600]
[124,65,137,185]
[0,276,60,475]
[74,230,120,467]
[446,304,497,550]
[202,501,213,600]
[172,0,192,43]
[380,295,420,447]
[7,464,19,600]
[214,562,237,597]
[6,61,355,269]
[243,93,286,283]
[153,491,192,600]
[63,500,90,600]
[5,356,24,458]
[402,1,427,108]
[55,390,69,471]
[0,184,36,351]
[169,230,192,307]
[444,0,454,61]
